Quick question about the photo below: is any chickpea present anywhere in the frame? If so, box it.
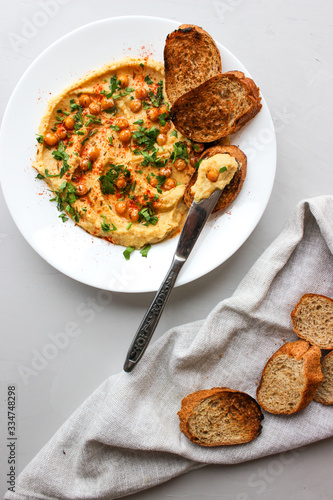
[156,133,167,146]
[159,166,172,178]
[76,184,89,196]
[78,94,91,107]
[63,116,75,130]
[118,74,129,88]
[44,132,58,147]
[56,129,67,140]
[80,158,91,171]
[193,142,204,153]
[115,200,127,215]
[159,105,168,115]
[159,121,171,134]
[116,177,127,189]
[128,208,139,222]
[150,176,158,187]
[129,99,142,113]
[87,146,100,162]
[174,158,187,171]
[89,102,101,115]
[101,96,115,110]
[162,178,177,190]
[135,87,148,100]
[147,107,160,122]
[114,117,129,130]
[119,129,132,142]
[206,167,219,182]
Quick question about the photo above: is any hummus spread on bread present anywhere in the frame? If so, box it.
[34,58,198,249]
[191,154,238,203]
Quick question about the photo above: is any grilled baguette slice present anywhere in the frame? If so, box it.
[178,387,263,446]
[256,341,323,415]
[170,71,262,142]
[291,294,333,349]
[183,145,247,213]
[164,24,222,105]
[314,351,333,405]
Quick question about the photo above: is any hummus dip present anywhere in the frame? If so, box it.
[34,58,199,249]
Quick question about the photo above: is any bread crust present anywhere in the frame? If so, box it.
[314,351,333,405]
[178,387,263,446]
[164,24,222,105]
[170,71,262,142]
[291,293,333,349]
[256,341,323,415]
[183,145,247,212]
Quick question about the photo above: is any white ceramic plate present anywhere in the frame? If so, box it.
[0,16,276,293]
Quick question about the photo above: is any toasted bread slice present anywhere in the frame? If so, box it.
[178,387,263,446]
[314,351,333,405]
[256,341,323,415]
[170,71,262,142]
[183,145,247,212]
[291,294,333,349]
[164,24,222,105]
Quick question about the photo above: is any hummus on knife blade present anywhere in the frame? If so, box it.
[34,58,200,249]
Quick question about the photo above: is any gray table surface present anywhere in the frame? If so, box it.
[1,0,332,498]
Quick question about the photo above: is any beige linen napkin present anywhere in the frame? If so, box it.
[5,195,333,500]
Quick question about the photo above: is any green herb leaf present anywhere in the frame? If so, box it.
[123,246,135,260]
[36,134,44,144]
[140,244,151,258]
[144,75,153,85]
[219,166,228,173]
[126,222,132,230]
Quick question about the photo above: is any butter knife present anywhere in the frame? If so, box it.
[123,187,222,372]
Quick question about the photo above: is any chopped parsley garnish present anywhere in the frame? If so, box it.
[132,125,159,151]
[139,205,158,226]
[51,141,71,178]
[148,81,164,107]
[99,164,130,195]
[107,75,121,98]
[49,181,79,222]
[108,136,113,145]
[36,134,43,144]
[219,166,228,173]
[170,142,188,164]
[85,114,102,127]
[151,173,166,193]
[81,129,98,146]
[158,112,168,126]
[126,222,132,230]
[139,149,167,169]
[100,215,117,233]
[194,158,203,170]
[144,75,153,85]
[123,246,135,260]
[140,244,151,258]
[113,87,135,99]
[59,213,69,223]
[170,130,178,138]
[133,119,144,125]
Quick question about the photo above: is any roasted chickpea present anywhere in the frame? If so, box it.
[76,184,89,196]
[119,129,132,142]
[159,166,172,178]
[162,178,177,190]
[206,167,219,182]
[115,200,127,215]
[118,75,129,88]
[80,158,91,171]
[87,146,100,162]
[89,102,101,115]
[159,105,168,115]
[193,142,204,153]
[128,208,139,222]
[114,117,129,130]
[78,94,91,107]
[44,132,58,147]
[159,121,171,134]
[129,99,142,113]
[147,107,160,122]
[174,158,187,171]
[56,129,67,140]
[156,133,167,146]
[135,87,148,99]
[150,176,158,187]
[101,96,115,110]
[63,116,75,130]
[116,177,127,189]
